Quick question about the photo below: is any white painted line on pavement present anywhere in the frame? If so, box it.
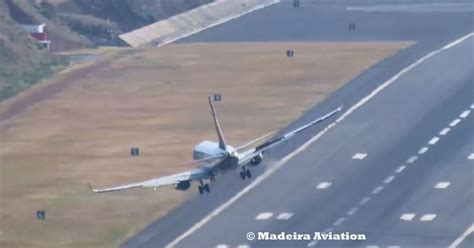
[236,245,250,248]
[400,213,416,221]
[428,136,440,145]
[316,182,332,189]
[276,212,293,220]
[407,156,418,164]
[334,217,345,226]
[395,165,406,173]
[471,104,474,109]
[216,244,228,248]
[372,186,383,194]
[347,207,359,216]
[255,212,273,220]
[449,223,474,248]
[460,110,471,118]
[434,181,450,189]
[359,196,371,205]
[449,118,461,127]
[384,176,395,184]
[420,214,437,221]
[468,153,474,160]
[307,241,318,247]
[418,147,429,154]
[387,246,401,248]
[352,153,368,160]
[440,127,450,135]
[165,33,474,248]
[365,246,379,248]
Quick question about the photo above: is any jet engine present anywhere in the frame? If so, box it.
[174,180,191,191]
[249,153,263,166]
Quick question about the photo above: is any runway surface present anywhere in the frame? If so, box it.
[124,1,473,247]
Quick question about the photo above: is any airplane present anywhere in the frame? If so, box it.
[89,97,342,195]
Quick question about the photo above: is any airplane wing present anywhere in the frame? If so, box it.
[89,167,213,193]
[238,106,342,165]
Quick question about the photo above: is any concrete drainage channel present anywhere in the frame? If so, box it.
[119,0,280,48]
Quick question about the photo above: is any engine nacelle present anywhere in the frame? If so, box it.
[249,153,263,166]
[174,180,191,191]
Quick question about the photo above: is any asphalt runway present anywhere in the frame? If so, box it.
[123,1,473,247]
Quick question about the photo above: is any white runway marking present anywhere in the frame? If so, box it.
[334,217,345,226]
[387,246,401,248]
[384,176,395,184]
[471,104,474,109]
[255,212,273,220]
[460,110,471,118]
[276,212,293,220]
[439,127,450,135]
[428,137,440,145]
[372,186,383,194]
[236,245,250,248]
[347,207,359,216]
[359,196,371,205]
[352,153,368,160]
[395,165,406,173]
[449,223,474,248]
[365,246,379,248]
[434,181,450,189]
[216,244,228,248]
[420,214,437,221]
[400,213,416,221]
[407,156,418,163]
[316,182,332,189]
[418,147,429,154]
[165,33,474,248]
[468,153,474,160]
[449,118,461,127]
[307,241,318,247]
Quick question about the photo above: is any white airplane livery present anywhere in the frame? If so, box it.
[89,97,341,194]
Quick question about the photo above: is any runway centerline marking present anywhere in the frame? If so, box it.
[434,181,450,189]
[352,153,368,160]
[347,207,359,216]
[359,196,371,205]
[383,176,395,184]
[460,110,470,118]
[418,147,429,154]
[165,33,474,248]
[449,223,474,248]
[255,212,273,220]
[334,217,345,226]
[216,244,228,248]
[236,245,250,248]
[449,118,461,127]
[439,128,450,135]
[316,182,332,189]
[276,212,293,220]
[407,156,418,163]
[400,213,416,221]
[372,186,383,194]
[395,165,406,173]
[420,214,437,222]
[428,137,439,145]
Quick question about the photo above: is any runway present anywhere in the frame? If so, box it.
[123,1,473,247]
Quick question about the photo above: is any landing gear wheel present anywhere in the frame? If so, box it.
[198,185,204,194]
[240,171,246,180]
[246,169,252,179]
[204,184,210,193]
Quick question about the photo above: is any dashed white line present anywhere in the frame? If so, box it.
[400,213,416,221]
[449,118,461,127]
[334,217,345,226]
[471,104,474,109]
[467,153,474,160]
[407,156,418,164]
[347,207,359,216]
[420,214,437,222]
[365,246,379,248]
[428,137,440,145]
[439,127,450,135]
[384,176,395,184]
[276,212,293,220]
[395,165,406,173]
[307,241,318,247]
[372,186,383,194]
[418,147,429,154]
[434,181,450,189]
[352,153,368,160]
[255,212,273,220]
[236,245,250,248]
[359,196,370,205]
[460,110,471,118]
[387,246,401,248]
[165,33,474,248]
[216,244,228,248]
[316,182,332,189]
[449,223,474,248]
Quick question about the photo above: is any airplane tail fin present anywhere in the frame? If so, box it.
[208,96,227,150]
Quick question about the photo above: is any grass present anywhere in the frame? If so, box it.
[0,41,411,247]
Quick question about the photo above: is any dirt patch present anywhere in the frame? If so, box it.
[0,41,411,247]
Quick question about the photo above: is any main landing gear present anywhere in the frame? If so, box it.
[240,166,252,180]
[198,180,210,194]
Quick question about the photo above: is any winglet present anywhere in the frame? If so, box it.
[87,182,98,193]
[208,96,227,150]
